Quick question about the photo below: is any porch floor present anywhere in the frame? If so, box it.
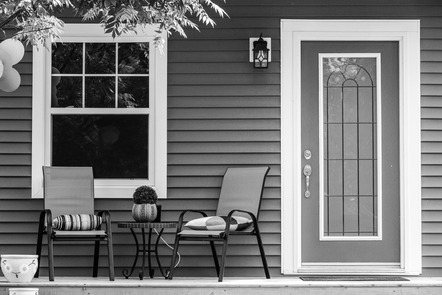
[1,276,442,295]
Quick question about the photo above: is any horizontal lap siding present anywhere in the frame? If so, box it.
[166,10,281,275]
[421,16,442,276]
[1,0,442,278]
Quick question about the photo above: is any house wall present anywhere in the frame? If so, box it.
[0,0,442,277]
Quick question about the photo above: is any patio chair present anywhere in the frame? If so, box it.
[35,166,114,281]
[167,166,271,282]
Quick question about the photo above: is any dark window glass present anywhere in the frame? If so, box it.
[85,77,115,107]
[118,77,149,108]
[52,43,82,74]
[86,43,115,74]
[118,43,149,74]
[52,76,82,107]
[51,42,149,109]
[52,115,148,178]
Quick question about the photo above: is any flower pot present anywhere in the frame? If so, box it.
[132,203,158,222]
[1,255,38,283]
[9,288,39,295]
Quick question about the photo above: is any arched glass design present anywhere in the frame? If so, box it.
[322,57,378,237]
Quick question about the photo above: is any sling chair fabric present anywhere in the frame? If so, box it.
[167,166,271,282]
[35,166,114,281]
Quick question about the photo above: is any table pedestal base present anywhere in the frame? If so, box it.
[122,228,166,279]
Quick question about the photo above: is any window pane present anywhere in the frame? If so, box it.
[52,43,82,74]
[52,76,82,107]
[52,115,148,178]
[85,77,115,107]
[86,43,115,74]
[118,43,149,74]
[118,77,149,108]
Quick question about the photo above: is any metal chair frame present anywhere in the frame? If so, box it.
[167,166,271,282]
[35,166,115,281]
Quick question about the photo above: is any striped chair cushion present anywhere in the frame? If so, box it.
[52,214,102,231]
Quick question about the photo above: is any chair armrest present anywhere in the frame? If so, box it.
[225,209,259,234]
[38,209,52,233]
[96,210,112,233]
[177,210,208,231]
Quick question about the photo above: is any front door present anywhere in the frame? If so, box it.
[281,19,421,275]
[300,41,400,270]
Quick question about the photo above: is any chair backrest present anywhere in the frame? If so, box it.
[216,166,270,219]
[43,166,95,217]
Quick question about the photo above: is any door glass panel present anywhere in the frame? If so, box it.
[322,56,379,238]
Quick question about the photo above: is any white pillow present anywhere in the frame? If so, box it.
[185,216,252,231]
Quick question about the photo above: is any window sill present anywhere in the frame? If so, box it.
[94,179,165,199]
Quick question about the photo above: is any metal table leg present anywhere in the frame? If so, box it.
[122,228,140,279]
[121,225,169,279]
[139,228,146,280]
[148,228,154,278]
[154,228,166,278]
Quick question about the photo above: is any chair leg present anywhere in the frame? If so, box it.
[218,237,229,282]
[255,230,270,279]
[107,235,115,281]
[35,228,44,278]
[47,234,54,281]
[93,241,100,277]
[167,235,181,279]
[209,241,220,276]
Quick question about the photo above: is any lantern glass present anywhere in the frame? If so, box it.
[252,36,269,69]
[254,49,269,68]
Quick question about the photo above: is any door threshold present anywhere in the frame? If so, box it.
[299,263,403,275]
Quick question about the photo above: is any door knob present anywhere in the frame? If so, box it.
[303,164,312,198]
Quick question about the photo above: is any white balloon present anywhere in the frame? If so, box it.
[0,48,11,67]
[0,67,21,92]
[0,59,3,78]
[0,39,25,66]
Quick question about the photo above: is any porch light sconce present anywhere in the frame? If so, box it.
[250,34,271,69]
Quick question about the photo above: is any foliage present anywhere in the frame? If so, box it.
[133,185,158,204]
[0,0,72,45]
[0,0,228,46]
[78,0,228,46]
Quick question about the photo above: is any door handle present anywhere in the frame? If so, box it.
[303,164,312,198]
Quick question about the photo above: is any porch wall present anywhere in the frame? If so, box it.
[0,0,442,277]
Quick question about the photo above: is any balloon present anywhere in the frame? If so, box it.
[0,67,21,92]
[0,39,24,66]
[0,39,24,92]
[0,48,11,67]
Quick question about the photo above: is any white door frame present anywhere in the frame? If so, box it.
[280,20,421,275]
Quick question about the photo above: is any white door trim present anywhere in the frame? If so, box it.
[280,20,421,275]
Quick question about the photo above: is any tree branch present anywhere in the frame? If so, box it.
[0,7,25,30]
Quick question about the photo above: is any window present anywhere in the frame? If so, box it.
[32,24,167,198]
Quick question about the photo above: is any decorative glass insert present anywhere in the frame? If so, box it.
[322,56,379,237]
[51,43,149,108]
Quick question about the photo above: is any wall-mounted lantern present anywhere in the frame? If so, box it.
[250,34,271,69]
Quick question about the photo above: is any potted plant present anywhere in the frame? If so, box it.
[132,185,158,222]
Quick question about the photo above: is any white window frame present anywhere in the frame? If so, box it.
[32,24,168,199]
